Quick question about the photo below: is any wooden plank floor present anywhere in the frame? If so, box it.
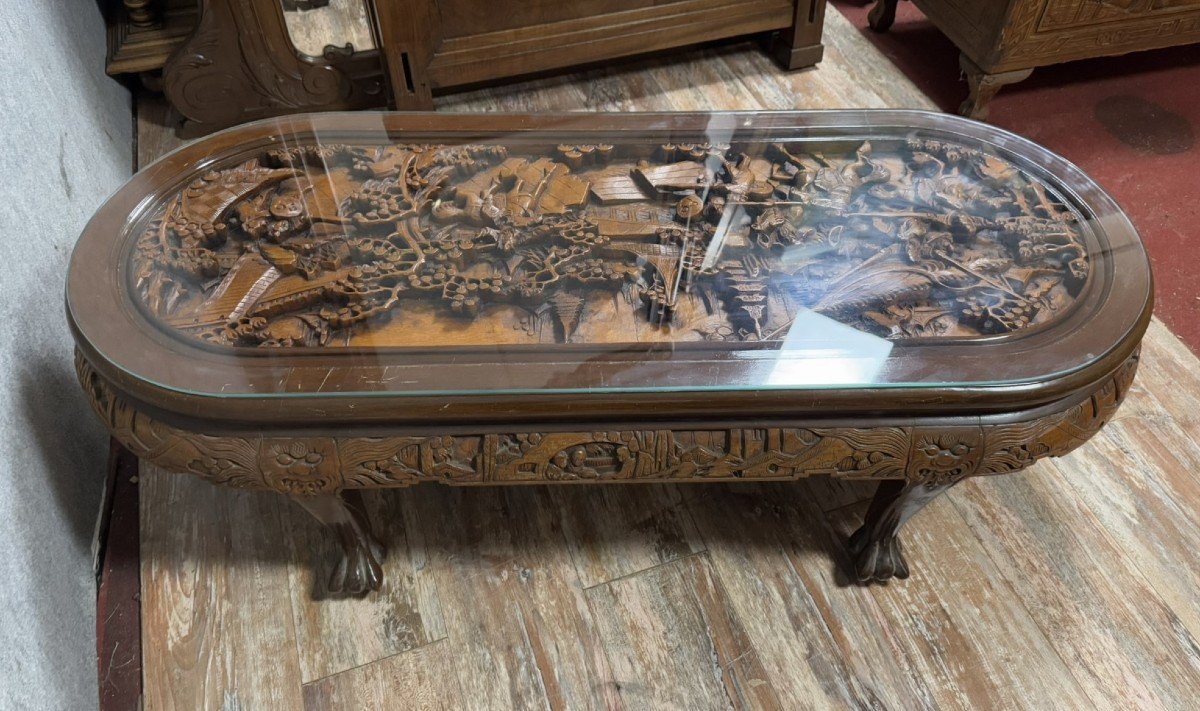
[135,11,1200,710]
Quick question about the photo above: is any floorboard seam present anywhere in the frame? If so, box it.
[581,549,709,592]
[300,635,452,688]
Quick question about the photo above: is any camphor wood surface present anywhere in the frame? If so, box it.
[78,348,1139,494]
[73,109,1149,412]
[129,20,1196,711]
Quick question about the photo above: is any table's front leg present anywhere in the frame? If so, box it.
[849,479,956,583]
[292,490,387,595]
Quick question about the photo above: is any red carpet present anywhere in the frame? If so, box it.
[832,0,1200,355]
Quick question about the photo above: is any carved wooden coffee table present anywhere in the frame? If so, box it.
[68,111,1151,595]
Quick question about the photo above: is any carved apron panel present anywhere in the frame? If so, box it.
[76,349,1139,495]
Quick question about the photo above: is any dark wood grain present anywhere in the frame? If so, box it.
[96,441,141,711]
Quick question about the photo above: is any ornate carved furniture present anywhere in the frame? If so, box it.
[106,0,827,134]
[68,111,1151,595]
[868,0,1200,119]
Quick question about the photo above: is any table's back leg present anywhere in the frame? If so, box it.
[293,490,387,595]
[849,479,955,583]
[868,0,900,32]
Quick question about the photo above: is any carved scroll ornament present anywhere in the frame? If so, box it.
[162,0,383,132]
[76,348,1138,496]
[132,135,1090,350]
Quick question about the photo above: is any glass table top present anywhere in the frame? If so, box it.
[67,111,1151,399]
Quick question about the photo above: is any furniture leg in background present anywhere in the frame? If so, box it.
[772,0,827,70]
[370,0,434,110]
[865,0,1200,120]
[867,0,898,32]
[959,53,1032,121]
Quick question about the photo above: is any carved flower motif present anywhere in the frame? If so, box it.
[840,449,889,472]
[271,441,324,472]
[259,440,339,495]
[917,438,971,469]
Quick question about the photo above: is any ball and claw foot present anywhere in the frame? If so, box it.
[294,489,388,596]
[848,479,955,584]
[328,524,387,595]
[849,526,910,583]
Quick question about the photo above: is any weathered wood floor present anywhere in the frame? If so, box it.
[134,10,1200,710]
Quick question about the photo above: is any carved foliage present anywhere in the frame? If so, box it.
[132,134,1090,349]
[1000,0,1200,60]
[976,347,1139,475]
[77,350,1139,495]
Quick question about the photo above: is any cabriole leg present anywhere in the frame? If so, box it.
[293,489,386,595]
[849,479,955,583]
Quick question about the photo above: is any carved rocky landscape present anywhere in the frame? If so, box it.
[132,136,1089,348]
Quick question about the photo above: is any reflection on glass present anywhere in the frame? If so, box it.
[132,133,1088,352]
[66,111,1139,397]
[282,0,375,57]
[766,311,893,386]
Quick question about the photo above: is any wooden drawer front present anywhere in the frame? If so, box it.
[437,0,692,38]
[426,0,795,88]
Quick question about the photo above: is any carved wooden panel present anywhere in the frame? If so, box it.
[1000,7,1200,63]
[908,0,1200,76]
[1039,0,1200,32]
[131,136,1089,349]
[75,348,1139,495]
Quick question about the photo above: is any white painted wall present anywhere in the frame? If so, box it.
[0,0,132,707]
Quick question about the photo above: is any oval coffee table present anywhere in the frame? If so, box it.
[68,111,1151,595]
